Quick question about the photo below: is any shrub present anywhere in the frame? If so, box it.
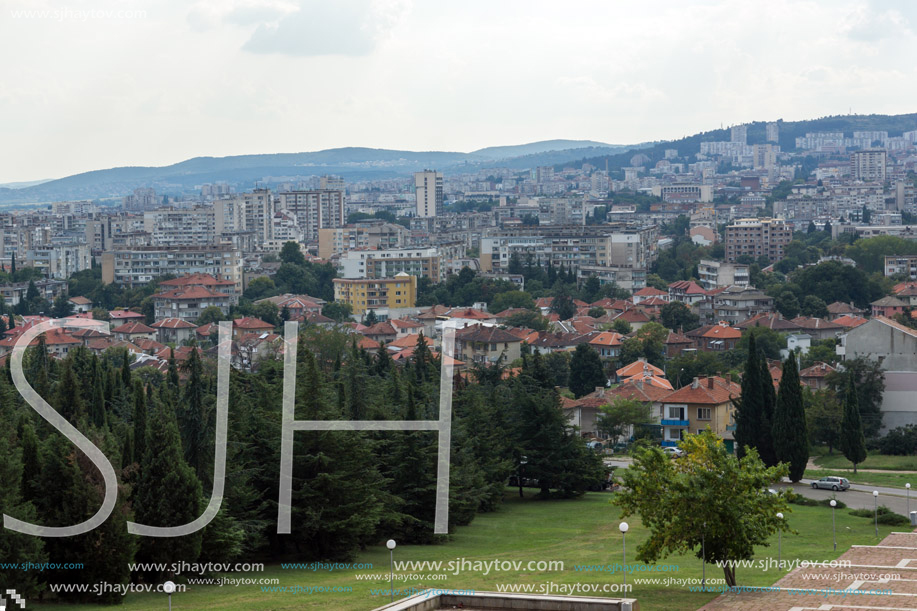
[850,505,909,525]
[878,424,917,455]
[789,493,846,509]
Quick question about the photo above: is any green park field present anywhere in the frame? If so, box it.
[35,489,900,611]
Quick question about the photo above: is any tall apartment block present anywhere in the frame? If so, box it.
[850,149,887,182]
[725,218,792,263]
[276,190,345,241]
[415,170,444,218]
[766,121,779,143]
[101,244,243,293]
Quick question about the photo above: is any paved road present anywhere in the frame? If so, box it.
[777,481,917,516]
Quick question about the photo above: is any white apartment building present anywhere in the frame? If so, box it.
[339,247,443,283]
[101,244,243,293]
[144,208,216,245]
[850,149,887,182]
[415,170,444,217]
[276,190,345,241]
[698,259,750,291]
[25,244,92,280]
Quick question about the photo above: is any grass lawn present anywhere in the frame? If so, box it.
[34,490,900,611]
[805,468,917,489]
[814,452,917,471]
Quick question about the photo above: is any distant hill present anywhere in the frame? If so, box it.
[567,113,917,174]
[4,114,917,206]
[471,139,620,160]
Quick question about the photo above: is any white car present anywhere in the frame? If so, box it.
[663,447,685,458]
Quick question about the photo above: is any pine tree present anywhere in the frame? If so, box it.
[19,422,41,503]
[10,251,15,276]
[134,402,203,579]
[167,347,179,389]
[132,379,147,466]
[734,334,776,464]
[840,373,867,473]
[773,351,808,481]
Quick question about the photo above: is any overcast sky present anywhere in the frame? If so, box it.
[1,0,916,183]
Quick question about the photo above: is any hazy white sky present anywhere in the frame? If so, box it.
[1,0,916,182]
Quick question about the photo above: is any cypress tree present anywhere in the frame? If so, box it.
[757,352,778,467]
[134,401,203,580]
[734,334,768,460]
[121,349,131,389]
[840,373,868,473]
[19,423,41,503]
[90,358,105,428]
[179,347,207,481]
[569,343,605,398]
[773,351,808,481]
[10,252,15,276]
[55,359,84,422]
[132,379,147,466]
[167,348,179,389]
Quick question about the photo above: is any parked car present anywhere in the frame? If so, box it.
[811,476,850,491]
[663,447,685,458]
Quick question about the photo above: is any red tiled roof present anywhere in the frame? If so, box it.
[588,331,624,347]
[790,316,842,331]
[152,286,229,300]
[663,376,741,405]
[454,324,521,343]
[159,273,234,288]
[151,318,198,329]
[232,317,273,330]
[736,312,800,331]
[133,338,166,352]
[68,296,92,305]
[108,310,144,320]
[701,322,741,340]
[614,309,650,323]
[800,362,836,378]
[448,308,492,320]
[616,359,665,378]
[112,321,156,334]
[832,314,868,328]
[634,287,667,297]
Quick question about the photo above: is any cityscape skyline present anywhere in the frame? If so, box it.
[3,0,917,182]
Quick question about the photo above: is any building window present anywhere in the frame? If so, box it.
[697,408,711,420]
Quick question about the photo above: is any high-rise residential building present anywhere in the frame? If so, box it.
[319,175,345,191]
[318,222,408,259]
[697,259,750,290]
[850,149,887,182]
[25,244,92,280]
[731,124,747,145]
[122,188,160,211]
[766,121,779,143]
[214,188,274,245]
[276,190,345,241]
[332,273,417,315]
[725,218,793,263]
[143,207,216,245]
[414,170,444,218]
[753,144,777,171]
[339,247,443,283]
[101,244,243,293]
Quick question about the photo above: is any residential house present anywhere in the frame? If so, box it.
[800,362,836,390]
[736,312,800,333]
[668,281,707,305]
[111,321,157,343]
[659,375,741,452]
[613,308,650,331]
[151,318,198,345]
[68,296,93,313]
[826,301,866,321]
[712,286,775,325]
[871,296,907,318]
[454,324,523,365]
[833,314,868,330]
[231,317,275,340]
[790,316,843,341]
[632,287,668,304]
[158,273,239,304]
[152,286,231,324]
[587,331,625,360]
[698,322,742,352]
[664,330,693,357]
[255,294,325,318]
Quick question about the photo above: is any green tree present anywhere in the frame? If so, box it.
[826,357,885,438]
[489,290,535,313]
[804,388,842,454]
[839,374,867,473]
[773,352,807,481]
[774,291,800,319]
[279,241,307,266]
[801,295,829,318]
[733,334,776,466]
[322,302,353,323]
[196,306,229,325]
[51,293,74,318]
[134,402,203,579]
[504,310,548,331]
[569,343,606,398]
[550,293,576,321]
[614,431,789,587]
[598,397,652,444]
[0,431,46,599]
[363,309,378,326]
[243,276,277,301]
[611,318,632,335]
[132,380,148,466]
[660,301,700,332]
[54,359,84,423]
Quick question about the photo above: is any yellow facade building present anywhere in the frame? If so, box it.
[332,272,417,315]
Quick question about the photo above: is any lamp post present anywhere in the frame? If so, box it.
[907,483,911,518]
[701,521,706,590]
[873,491,879,538]
[830,500,837,551]
[518,456,528,498]
[387,539,397,602]
[163,581,176,611]
[619,522,629,587]
[776,513,784,566]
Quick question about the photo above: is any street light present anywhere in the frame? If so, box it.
[873,491,879,538]
[830,500,837,551]
[701,521,706,590]
[907,483,911,517]
[776,513,784,566]
[619,522,629,587]
[517,456,528,498]
[387,539,397,602]
[163,581,176,611]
